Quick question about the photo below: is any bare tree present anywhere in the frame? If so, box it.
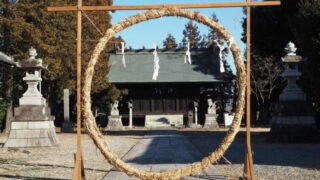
[251,55,285,123]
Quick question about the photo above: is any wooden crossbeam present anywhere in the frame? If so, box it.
[48,1,280,11]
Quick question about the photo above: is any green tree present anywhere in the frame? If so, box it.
[200,13,225,48]
[0,0,122,129]
[163,33,177,49]
[181,20,202,48]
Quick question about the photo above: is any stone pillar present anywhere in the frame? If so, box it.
[204,98,219,128]
[194,107,198,125]
[187,110,194,127]
[270,42,317,143]
[128,100,133,128]
[5,47,59,147]
[61,89,73,133]
[106,100,124,131]
[194,101,199,125]
[224,98,234,126]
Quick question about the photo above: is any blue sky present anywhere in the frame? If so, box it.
[110,0,250,72]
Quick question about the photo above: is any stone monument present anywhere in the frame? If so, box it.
[270,42,317,142]
[106,100,124,130]
[61,89,74,133]
[204,98,219,128]
[4,47,59,147]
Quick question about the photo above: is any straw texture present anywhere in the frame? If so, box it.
[82,8,246,180]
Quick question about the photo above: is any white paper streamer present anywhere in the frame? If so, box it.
[184,41,192,64]
[121,42,126,68]
[152,44,160,80]
[220,60,225,73]
[227,37,234,48]
[214,40,225,73]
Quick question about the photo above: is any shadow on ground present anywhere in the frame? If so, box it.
[0,174,69,180]
[182,130,320,170]
[0,160,108,173]
[103,129,320,170]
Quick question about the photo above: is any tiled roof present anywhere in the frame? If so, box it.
[107,48,222,83]
[0,52,17,66]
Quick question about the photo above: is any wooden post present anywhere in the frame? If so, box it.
[72,0,83,179]
[243,0,255,179]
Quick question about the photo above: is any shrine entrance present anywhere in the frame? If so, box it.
[48,1,281,179]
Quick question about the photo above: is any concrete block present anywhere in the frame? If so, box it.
[8,130,16,139]
[28,121,50,129]
[47,129,59,145]
[4,139,28,147]
[39,129,49,138]
[19,96,46,106]
[204,114,219,128]
[224,113,234,126]
[49,121,55,128]
[16,130,30,138]
[11,122,28,130]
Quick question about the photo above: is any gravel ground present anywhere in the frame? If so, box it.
[0,128,319,180]
[182,129,320,180]
[0,131,145,180]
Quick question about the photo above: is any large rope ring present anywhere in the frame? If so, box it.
[82,8,246,180]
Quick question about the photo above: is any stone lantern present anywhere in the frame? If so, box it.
[18,47,47,106]
[270,42,317,142]
[4,47,59,147]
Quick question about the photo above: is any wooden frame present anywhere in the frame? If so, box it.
[48,1,281,180]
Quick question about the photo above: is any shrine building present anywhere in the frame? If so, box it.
[107,47,228,127]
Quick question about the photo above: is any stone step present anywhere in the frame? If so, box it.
[145,115,184,128]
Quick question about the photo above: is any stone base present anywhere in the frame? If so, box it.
[145,115,184,128]
[106,116,124,131]
[19,96,46,106]
[270,116,317,143]
[187,123,201,128]
[224,113,234,126]
[279,88,306,101]
[4,105,59,147]
[61,122,74,133]
[203,114,219,128]
[4,120,59,147]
